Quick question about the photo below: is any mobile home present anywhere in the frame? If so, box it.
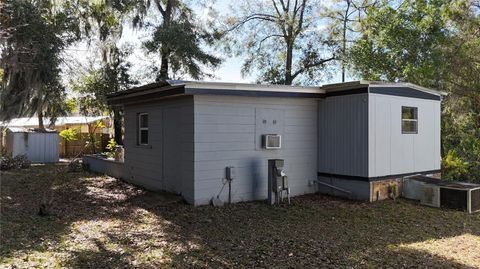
[107,80,445,205]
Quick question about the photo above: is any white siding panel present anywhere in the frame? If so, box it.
[368,94,441,177]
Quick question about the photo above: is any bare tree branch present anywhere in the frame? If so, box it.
[256,34,284,51]
[291,56,336,79]
[294,0,307,37]
[226,13,277,32]
[154,0,166,17]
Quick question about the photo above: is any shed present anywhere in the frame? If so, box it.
[107,80,446,205]
[4,127,59,163]
[1,116,111,157]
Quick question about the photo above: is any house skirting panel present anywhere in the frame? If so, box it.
[317,171,442,202]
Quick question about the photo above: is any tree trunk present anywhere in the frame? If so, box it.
[113,107,123,145]
[158,0,173,81]
[341,0,351,83]
[37,110,45,131]
[158,49,169,80]
[0,126,4,156]
[285,41,294,85]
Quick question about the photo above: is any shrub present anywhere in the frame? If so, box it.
[442,150,471,181]
[14,154,31,169]
[59,128,80,142]
[105,138,117,158]
[0,154,31,171]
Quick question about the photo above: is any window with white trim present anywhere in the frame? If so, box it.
[138,113,149,145]
[402,106,418,134]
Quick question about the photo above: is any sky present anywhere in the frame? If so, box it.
[66,0,345,86]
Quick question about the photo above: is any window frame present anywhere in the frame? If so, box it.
[401,106,418,134]
[138,113,149,145]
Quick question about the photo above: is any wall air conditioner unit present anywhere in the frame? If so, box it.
[262,134,281,149]
[440,183,480,214]
[420,184,441,208]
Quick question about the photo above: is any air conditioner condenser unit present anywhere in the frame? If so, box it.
[440,183,480,214]
[420,184,441,208]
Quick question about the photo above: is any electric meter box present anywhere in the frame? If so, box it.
[225,166,235,181]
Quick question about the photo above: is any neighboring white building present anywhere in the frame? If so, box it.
[105,80,446,205]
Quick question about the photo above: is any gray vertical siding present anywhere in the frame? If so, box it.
[318,94,369,177]
[368,93,441,177]
[123,96,194,203]
[193,95,318,205]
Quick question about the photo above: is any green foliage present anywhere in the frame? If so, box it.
[106,138,117,152]
[59,128,81,142]
[144,19,221,80]
[0,0,81,126]
[442,98,480,182]
[105,138,117,158]
[135,0,221,80]
[85,121,107,154]
[71,47,133,116]
[348,0,455,86]
[442,150,470,180]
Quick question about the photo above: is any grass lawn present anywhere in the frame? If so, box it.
[1,164,480,268]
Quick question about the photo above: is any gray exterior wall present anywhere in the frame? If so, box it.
[318,94,369,177]
[193,95,318,205]
[368,93,441,177]
[123,96,195,203]
[83,155,125,179]
[317,176,370,200]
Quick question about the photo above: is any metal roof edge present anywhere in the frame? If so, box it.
[367,81,448,96]
[183,80,322,93]
[322,80,447,96]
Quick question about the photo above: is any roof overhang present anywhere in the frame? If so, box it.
[107,80,325,106]
[0,116,110,127]
[322,80,447,96]
[107,80,447,106]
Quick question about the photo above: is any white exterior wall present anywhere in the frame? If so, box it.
[368,94,441,177]
[193,95,318,205]
[5,131,59,163]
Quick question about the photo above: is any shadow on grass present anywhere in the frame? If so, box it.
[65,239,132,268]
[1,164,480,268]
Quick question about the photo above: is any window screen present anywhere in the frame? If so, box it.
[402,106,418,134]
[138,113,149,145]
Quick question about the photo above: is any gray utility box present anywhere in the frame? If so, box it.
[268,159,290,205]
